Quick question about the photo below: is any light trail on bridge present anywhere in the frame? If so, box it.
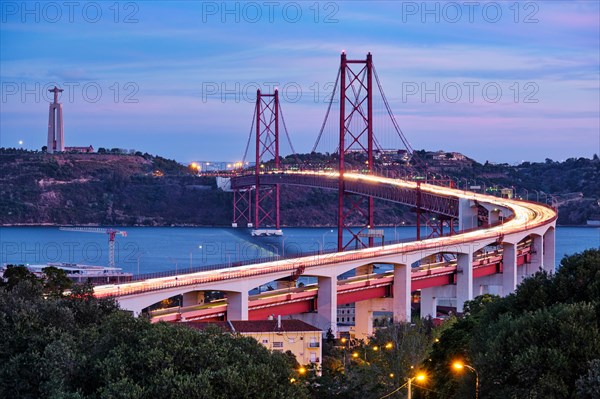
[148,239,532,323]
[92,172,556,300]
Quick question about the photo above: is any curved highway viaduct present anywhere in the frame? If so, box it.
[94,172,556,339]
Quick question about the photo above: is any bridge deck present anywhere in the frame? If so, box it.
[93,173,556,304]
[231,171,460,218]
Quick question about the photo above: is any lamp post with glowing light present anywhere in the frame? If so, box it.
[321,229,334,253]
[340,337,348,370]
[407,372,426,399]
[452,361,479,399]
[297,366,307,379]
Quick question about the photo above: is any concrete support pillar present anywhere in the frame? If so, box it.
[502,242,517,295]
[317,276,337,335]
[489,209,501,226]
[354,298,393,340]
[182,291,205,307]
[274,279,296,290]
[355,264,373,276]
[458,198,478,231]
[475,273,502,295]
[420,287,437,319]
[529,235,544,274]
[227,291,248,320]
[456,250,473,313]
[392,263,411,322]
[354,302,374,341]
[543,228,556,274]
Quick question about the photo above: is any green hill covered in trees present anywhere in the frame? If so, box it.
[1,148,598,226]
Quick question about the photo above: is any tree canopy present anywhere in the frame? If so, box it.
[0,279,308,398]
[425,249,600,399]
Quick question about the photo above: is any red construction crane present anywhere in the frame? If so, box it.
[59,227,127,267]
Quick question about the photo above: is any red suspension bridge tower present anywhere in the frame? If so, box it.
[338,51,375,251]
[232,89,282,236]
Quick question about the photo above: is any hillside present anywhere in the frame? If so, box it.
[0,150,230,226]
[1,149,598,226]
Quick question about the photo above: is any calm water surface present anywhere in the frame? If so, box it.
[1,226,598,275]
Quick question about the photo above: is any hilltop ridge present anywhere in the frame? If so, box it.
[1,148,598,226]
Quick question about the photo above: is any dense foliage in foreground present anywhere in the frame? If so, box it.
[301,250,600,399]
[1,249,599,398]
[0,279,307,399]
[425,249,600,399]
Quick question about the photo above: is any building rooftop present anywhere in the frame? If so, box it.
[186,319,322,334]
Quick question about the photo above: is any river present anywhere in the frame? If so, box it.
[1,226,598,276]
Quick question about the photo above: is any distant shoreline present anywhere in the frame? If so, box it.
[2,223,595,228]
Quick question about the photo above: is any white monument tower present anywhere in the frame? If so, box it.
[47,86,64,153]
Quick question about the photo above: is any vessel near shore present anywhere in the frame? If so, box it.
[1,262,133,284]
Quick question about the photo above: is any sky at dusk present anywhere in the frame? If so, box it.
[1,1,599,164]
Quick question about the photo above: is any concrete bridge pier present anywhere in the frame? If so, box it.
[420,287,437,318]
[456,249,474,312]
[458,198,478,231]
[353,263,411,340]
[420,285,457,318]
[182,291,205,307]
[543,228,556,273]
[489,208,501,225]
[318,276,337,335]
[227,291,249,320]
[523,234,544,279]
[502,242,517,295]
[354,298,394,341]
[474,274,503,296]
[392,263,412,322]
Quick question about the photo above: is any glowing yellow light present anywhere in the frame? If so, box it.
[352,352,359,358]
[385,342,393,349]
[415,373,426,382]
[452,361,464,371]
[298,366,307,375]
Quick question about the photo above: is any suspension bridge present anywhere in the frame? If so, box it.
[93,52,557,339]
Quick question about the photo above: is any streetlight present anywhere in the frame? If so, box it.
[340,337,349,370]
[452,361,479,399]
[321,229,334,253]
[267,244,279,258]
[383,372,427,399]
[281,236,287,257]
[407,372,427,399]
[135,251,146,277]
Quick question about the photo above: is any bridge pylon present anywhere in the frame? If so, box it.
[250,89,281,234]
[337,52,375,251]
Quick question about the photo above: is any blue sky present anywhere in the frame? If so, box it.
[1,1,598,164]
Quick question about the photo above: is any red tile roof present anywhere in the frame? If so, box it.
[186,319,322,334]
